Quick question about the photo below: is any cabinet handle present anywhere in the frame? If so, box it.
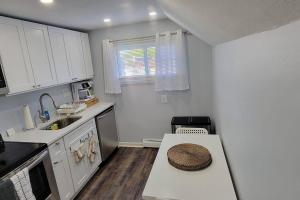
[37,84,41,87]
[55,142,60,145]
[32,85,36,88]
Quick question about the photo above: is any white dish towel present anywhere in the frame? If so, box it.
[10,168,36,200]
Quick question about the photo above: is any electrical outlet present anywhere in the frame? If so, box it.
[161,94,168,103]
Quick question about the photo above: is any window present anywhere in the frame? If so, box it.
[116,39,156,83]
[102,30,188,93]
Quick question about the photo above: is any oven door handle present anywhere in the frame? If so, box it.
[26,150,48,170]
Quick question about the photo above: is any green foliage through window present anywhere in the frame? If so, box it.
[118,44,156,78]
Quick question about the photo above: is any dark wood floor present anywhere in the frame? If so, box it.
[75,147,158,200]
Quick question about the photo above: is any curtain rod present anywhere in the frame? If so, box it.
[109,30,191,43]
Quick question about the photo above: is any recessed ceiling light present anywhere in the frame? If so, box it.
[149,12,157,16]
[104,18,111,23]
[40,0,53,4]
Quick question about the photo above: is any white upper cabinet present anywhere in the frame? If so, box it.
[64,30,87,81]
[48,26,72,84]
[23,21,57,88]
[0,16,94,95]
[0,17,35,94]
[80,33,94,79]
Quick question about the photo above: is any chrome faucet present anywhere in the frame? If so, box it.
[39,93,58,122]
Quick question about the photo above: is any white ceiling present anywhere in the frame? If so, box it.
[158,0,300,45]
[0,0,165,31]
[2,0,300,44]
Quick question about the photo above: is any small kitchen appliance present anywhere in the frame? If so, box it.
[71,80,95,103]
[56,103,87,114]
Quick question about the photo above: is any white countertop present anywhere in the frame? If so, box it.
[3,102,114,145]
[142,134,237,200]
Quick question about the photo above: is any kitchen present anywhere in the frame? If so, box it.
[1,0,300,200]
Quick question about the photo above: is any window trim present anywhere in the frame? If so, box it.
[119,76,154,85]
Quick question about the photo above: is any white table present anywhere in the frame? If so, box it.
[142,134,237,200]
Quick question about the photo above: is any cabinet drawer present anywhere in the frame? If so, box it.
[49,138,66,157]
[64,119,96,146]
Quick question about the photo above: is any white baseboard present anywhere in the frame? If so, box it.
[118,142,143,148]
[118,139,162,148]
[142,138,162,148]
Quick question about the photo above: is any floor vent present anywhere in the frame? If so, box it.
[142,138,162,148]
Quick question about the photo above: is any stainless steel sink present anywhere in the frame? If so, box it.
[40,117,81,131]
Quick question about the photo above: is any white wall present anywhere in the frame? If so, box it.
[0,85,72,134]
[89,19,213,143]
[213,20,300,200]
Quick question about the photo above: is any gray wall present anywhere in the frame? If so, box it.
[213,20,300,200]
[0,85,72,134]
[89,19,213,143]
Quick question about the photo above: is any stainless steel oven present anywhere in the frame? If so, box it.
[28,150,59,200]
[1,149,59,200]
[0,56,8,95]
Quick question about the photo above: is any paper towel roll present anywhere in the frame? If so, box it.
[22,104,35,130]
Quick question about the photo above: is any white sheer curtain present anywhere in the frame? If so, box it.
[102,39,121,94]
[155,30,189,91]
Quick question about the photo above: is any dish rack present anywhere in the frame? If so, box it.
[56,103,87,114]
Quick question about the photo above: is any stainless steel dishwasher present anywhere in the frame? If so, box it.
[96,106,119,161]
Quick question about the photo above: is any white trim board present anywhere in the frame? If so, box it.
[118,142,143,148]
[142,138,162,148]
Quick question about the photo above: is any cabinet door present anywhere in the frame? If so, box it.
[23,21,57,88]
[65,30,86,81]
[0,16,35,94]
[65,131,90,192]
[49,139,74,200]
[51,152,75,200]
[48,26,72,84]
[80,33,94,79]
[86,126,101,173]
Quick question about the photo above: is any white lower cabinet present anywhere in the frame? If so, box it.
[51,152,74,200]
[48,139,74,200]
[64,119,101,192]
[65,131,90,192]
[48,119,101,200]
